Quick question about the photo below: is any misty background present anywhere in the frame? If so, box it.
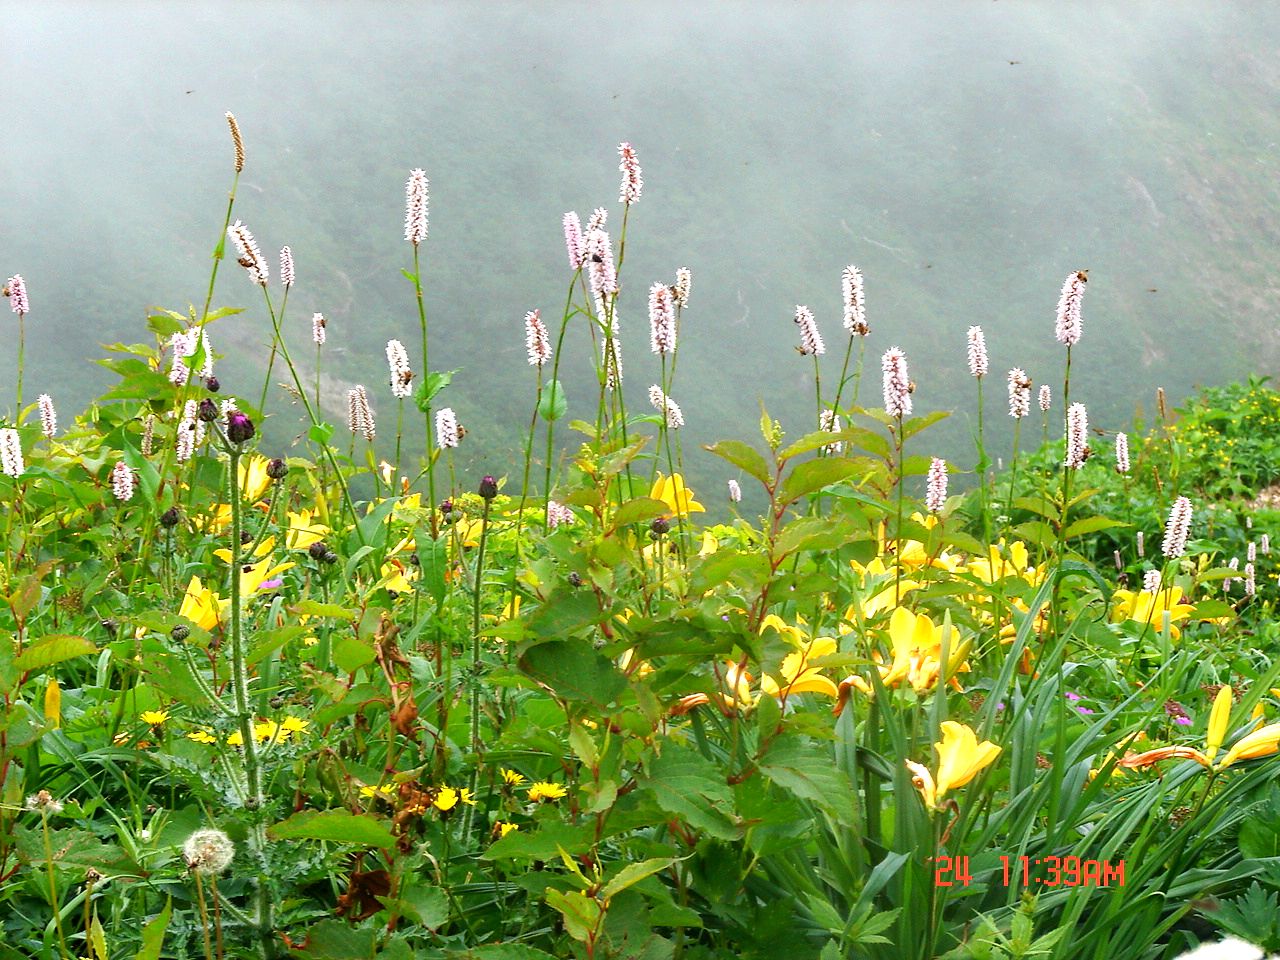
[3,2,1279,499]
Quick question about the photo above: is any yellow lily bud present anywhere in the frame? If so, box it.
[44,678,61,729]
[1205,686,1233,763]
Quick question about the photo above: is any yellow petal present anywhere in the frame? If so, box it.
[905,759,937,810]
[1218,722,1280,770]
[1205,686,1233,762]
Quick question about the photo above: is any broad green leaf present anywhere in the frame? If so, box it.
[778,457,862,505]
[538,379,568,421]
[758,737,854,824]
[703,440,772,487]
[1062,516,1129,539]
[268,810,395,849]
[608,497,669,531]
[397,884,449,928]
[290,600,359,621]
[519,641,627,706]
[415,369,457,410]
[545,889,601,944]
[14,635,96,673]
[332,635,376,675]
[466,946,560,960]
[601,857,677,901]
[642,747,739,840]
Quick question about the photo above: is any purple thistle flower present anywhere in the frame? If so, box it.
[404,168,429,246]
[1064,402,1088,467]
[6,275,28,315]
[794,305,825,356]
[925,457,948,513]
[649,283,676,355]
[226,410,255,444]
[1161,496,1193,559]
[618,142,643,205]
[1055,271,1087,346]
[881,347,912,418]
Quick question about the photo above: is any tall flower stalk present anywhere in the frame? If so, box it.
[882,347,912,602]
[831,265,868,416]
[967,326,989,540]
[405,168,438,532]
[7,275,29,418]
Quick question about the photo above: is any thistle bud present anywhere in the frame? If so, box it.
[205,375,221,393]
[160,506,182,528]
[226,411,255,444]
[266,458,288,480]
[308,541,329,560]
[478,475,499,500]
[651,516,670,536]
[197,398,218,422]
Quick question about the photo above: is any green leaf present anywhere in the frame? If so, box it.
[90,913,108,960]
[538,379,568,422]
[308,421,334,446]
[415,530,448,605]
[642,747,740,840]
[704,440,772,488]
[290,600,359,621]
[519,641,627,706]
[14,635,96,673]
[332,635,376,675]
[465,947,559,960]
[1062,516,1129,539]
[758,737,854,823]
[415,370,457,410]
[545,889,601,944]
[902,410,949,440]
[134,898,172,960]
[601,857,677,901]
[778,458,862,505]
[397,884,449,928]
[608,497,669,531]
[268,810,395,849]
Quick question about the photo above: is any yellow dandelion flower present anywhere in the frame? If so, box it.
[139,710,169,726]
[527,781,567,802]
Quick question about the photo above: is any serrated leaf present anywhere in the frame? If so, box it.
[519,641,627,706]
[642,747,739,840]
[268,810,395,849]
[545,889,601,944]
[14,635,96,673]
[608,497,669,531]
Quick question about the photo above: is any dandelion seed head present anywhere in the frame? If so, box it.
[881,347,912,418]
[24,790,62,815]
[404,168,429,246]
[183,827,235,876]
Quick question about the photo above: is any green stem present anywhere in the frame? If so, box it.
[411,245,438,532]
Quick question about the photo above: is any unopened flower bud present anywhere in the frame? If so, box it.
[266,458,288,480]
[205,376,221,394]
[308,541,329,560]
[160,506,182,528]
[479,475,498,500]
[651,516,671,536]
[171,624,190,641]
[226,411,255,444]
[197,399,218,422]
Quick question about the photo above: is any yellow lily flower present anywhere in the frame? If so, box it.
[881,606,970,694]
[178,576,228,631]
[1118,686,1279,771]
[845,557,920,621]
[285,509,329,551]
[238,455,273,503]
[194,503,233,533]
[761,637,840,699]
[1111,586,1197,640]
[966,539,1043,587]
[1219,722,1280,769]
[906,721,1002,811]
[650,473,705,517]
[215,538,295,595]
[1205,684,1233,763]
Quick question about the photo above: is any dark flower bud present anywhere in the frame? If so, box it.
[322,550,338,564]
[478,475,498,500]
[241,531,253,545]
[567,571,583,588]
[196,398,218,423]
[205,375,221,394]
[308,541,329,561]
[439,499,453,515]
[101,618,118,637]
[266,458,288,480]
[171,624,190,641]
[409,552,420,566]
[269,695,285,709]
[160,506,182,528]
[651,516,671,536]
[226,411,255,444]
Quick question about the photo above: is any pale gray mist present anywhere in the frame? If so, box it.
[3,2,1278,491]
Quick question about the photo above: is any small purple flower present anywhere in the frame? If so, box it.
[257,578,283,592]
[226,411,255,444]
[1077,706,1094,715]
[1064,691,1081,702]
[1174,716,1192,726]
